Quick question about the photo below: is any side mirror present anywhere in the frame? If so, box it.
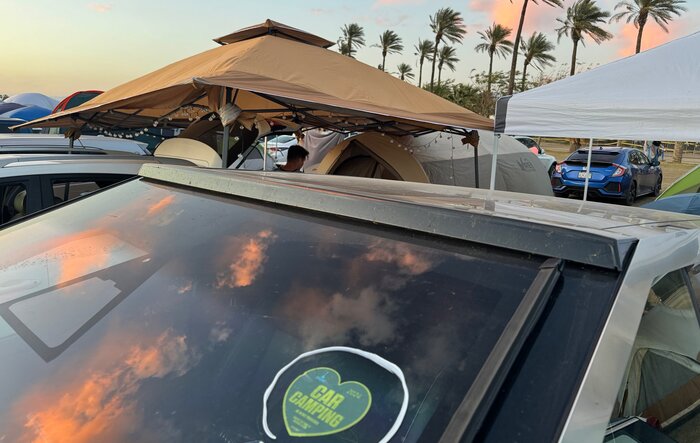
[651,159,660,167]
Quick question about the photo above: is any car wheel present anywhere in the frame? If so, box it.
[548,164,555,177]
[625,181,637,205]
[653,176,662,197]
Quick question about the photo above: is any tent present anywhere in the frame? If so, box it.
[16,20,492,143]
[5,93,59,111]
[1,105,51,121]
[0,102,24,115]
[309,130,553,196]
[658,165,700,199]
[494,32,700,142]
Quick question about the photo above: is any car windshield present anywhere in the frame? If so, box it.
[567,150,621,165]
[0,177,549,442]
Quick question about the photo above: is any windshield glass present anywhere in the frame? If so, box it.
[0,178,544,442]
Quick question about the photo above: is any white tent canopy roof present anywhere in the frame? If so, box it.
[494,32,700,142]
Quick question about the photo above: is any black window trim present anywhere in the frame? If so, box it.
[438,258,564,442]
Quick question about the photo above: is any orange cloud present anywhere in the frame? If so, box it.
[215,230,277,289]
[20,329,198,443]
[146,194,175,217]
[469,0,561,34]
[617,23,684,57]
[364,241,434,275]
[51,228,122,286]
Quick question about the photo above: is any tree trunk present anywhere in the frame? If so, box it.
[635,19,646,54]
[381,51,387,71]
[521,62,528,91]
[487,51,494,94]
[401,72,405,80]
[570,38,579,76]
[438,64,443,86]
[508,0,529,95]
[418,58,424,87]
[430,36,440,89]
[569,138,582,153]
[673,141,684,163]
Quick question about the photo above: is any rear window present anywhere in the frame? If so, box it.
[0,178,549,442]
[567,151,621,165]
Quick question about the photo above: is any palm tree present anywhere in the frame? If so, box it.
[339,23,366,58]
[396,63,415,81]
[556,0,612,75]
[611,0,686,54]
[520,32,556,90]
[414,39,434,87]
[374,30,403,71]
[508,0,563,95]
[429,7,466,90]
[475,23,514,94]
[437,46,459,86]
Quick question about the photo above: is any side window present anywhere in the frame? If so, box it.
[51,177,124,205]
[639,152,651,165]
[0,182,29,224]
[628,151,639,165]
[607,269,700,443]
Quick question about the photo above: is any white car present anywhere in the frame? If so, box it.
[514,136,557,176]
[262,134,297,163]
[0,134,150,156]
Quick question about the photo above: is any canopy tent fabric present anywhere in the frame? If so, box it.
[303,128,347,165]
[494,32,700,142]
[5,93,59,111]
[309,130,553,196]
[214,19,334,48]
[16,20,493,138]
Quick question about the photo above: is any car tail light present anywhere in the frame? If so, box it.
[611,163,627,177]
[555,163,563,174]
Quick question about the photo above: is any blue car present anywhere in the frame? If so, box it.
[551,147,662,205]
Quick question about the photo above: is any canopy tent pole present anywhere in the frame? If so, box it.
[220,88,232,168]
[68,137,74,155]
[474,144,480,189]
[582,138,594,203]
[263,136,268,171]
[489,134,500,191]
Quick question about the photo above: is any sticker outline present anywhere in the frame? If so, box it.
[262,346,409,443]
[282,366,372,437]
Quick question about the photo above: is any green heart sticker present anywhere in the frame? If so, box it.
[283,367,372,438]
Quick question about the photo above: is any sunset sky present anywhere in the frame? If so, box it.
[2,0,699,98]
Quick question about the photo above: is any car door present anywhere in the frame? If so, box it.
[637,151,654,192]
[0,177,42,226]
[629,150,647,195]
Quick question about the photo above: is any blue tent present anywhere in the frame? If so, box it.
[642,193,700,216]
[1,105,51,121]
[0,102,24,115]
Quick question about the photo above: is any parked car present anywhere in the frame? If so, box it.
[0,154,193,226]
[0,165,698,442]
[551,147,662,204]
[514,135,557,176]
[0,134,150,155]
[263,134,297,163]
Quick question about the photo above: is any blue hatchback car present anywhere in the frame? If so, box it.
[551,147,662,205]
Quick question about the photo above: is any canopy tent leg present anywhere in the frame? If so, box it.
[489,134,500,192]
[582,138,594,203]
[68,137,74,155]
[474,144,480,189]
[220,87,233,168]
[263,136,268,171]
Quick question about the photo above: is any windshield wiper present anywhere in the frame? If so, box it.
[439,258,564,443]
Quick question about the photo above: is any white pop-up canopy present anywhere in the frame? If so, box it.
[494,31,700,142]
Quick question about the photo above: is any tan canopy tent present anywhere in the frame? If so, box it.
[16,20,492,143]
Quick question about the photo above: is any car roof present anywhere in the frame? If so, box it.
[0,154,194,177]
[0,134,149,154]
[138,164,700,271]
[575,147,625,154]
